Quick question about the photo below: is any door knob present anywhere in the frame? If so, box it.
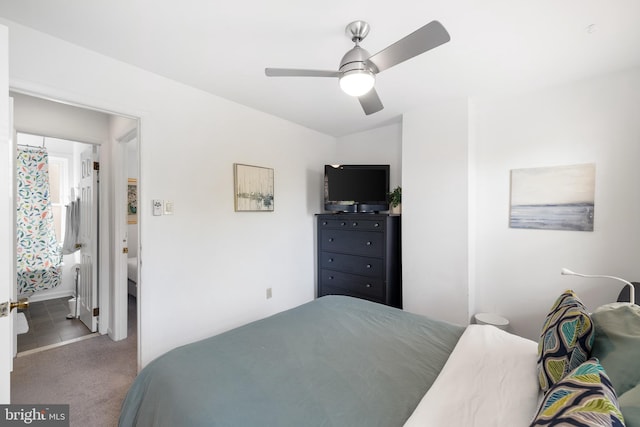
[11,298,29,311]
[0,298,29,318]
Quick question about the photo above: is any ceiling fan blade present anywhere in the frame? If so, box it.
[367,21,450,74]
[265,68,340,78]
[359,88,384,115]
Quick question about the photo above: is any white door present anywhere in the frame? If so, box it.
[1,24,13,403]
[78,147,99,332]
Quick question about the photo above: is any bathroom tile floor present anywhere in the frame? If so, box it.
[17,296,93,353]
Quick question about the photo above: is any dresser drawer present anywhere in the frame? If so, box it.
[319,269,384,300]
[319,252,383,277]
[318,218,385,231]
[319,230,384,257]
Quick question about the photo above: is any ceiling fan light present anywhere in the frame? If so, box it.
[339,70,375,97]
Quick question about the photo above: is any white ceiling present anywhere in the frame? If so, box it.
[1,0,639,137]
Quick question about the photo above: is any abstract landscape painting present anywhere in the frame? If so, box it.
[510,163,595,231]
[234,163,274,211]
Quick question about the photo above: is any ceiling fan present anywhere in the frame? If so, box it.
[265,20,450,115]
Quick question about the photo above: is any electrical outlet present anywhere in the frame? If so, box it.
[266,288,272,299]
[164,201,174,215]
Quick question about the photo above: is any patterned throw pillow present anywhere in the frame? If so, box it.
[537,290,595,392]
[531,358,626,427]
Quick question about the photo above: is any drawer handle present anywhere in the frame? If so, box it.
[328,238,334,242]
[329,276,334,280]
[352,222,358,227]
[366,264,372,269]
[322,221,328,226]
[328,258,334,263]
[365,283,372,288]
[340,222,346,226]
[366,241,372,246]
[374,222,379,227]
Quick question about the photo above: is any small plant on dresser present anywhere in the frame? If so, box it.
[388,186,401,214]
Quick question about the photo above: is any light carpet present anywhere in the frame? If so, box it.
[11,297,137,427]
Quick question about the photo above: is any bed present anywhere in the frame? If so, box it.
[119,294,640,427]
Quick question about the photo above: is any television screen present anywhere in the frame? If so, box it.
[324,165,390,213]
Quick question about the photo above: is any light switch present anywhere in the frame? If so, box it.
[164,201,174,215]
[152,199,163,216]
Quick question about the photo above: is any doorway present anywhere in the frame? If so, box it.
[9,90,140,365]
[15,134,99,353]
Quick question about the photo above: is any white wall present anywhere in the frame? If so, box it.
[11,92,110,144]
[473,68,640,340]
[401,69,640,340]
[335,121,403,190]
[401,98,470,325]
[2,18,336,366]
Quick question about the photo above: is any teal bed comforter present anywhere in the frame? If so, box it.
[119,296,464,427]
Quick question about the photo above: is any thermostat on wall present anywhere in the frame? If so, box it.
[152,199,163,216]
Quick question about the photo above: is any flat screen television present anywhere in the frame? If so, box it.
[324,164,390,213]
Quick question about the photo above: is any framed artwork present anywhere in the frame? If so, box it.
[234,163,274,212]
[509,163,595,231]
[127,178,138,224]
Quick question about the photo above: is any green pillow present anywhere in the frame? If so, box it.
[531,358,625,426]
[537,290,595,392]
[591,305,640,396]
[619,384,640,427]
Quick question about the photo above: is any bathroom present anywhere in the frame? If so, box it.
[15,132,98,353]
[11,91,140,355]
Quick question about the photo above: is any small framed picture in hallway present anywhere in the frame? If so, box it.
[127,178,138,224]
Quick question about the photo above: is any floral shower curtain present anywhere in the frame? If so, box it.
[16,146,62,295]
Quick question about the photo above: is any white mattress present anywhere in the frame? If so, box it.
[404,324,541,427]
[127,257,137,282]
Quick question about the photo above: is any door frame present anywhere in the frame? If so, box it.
[9,99,15,361]
[8,82,143,372]
[1,25,11,403]
[113,127,138,342]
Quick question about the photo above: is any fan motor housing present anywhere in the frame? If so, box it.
[339,46,376,74]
